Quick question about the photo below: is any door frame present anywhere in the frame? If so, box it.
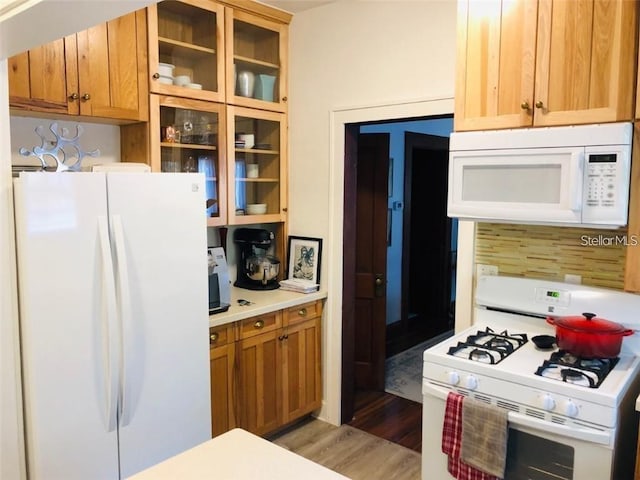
[329,98,475,425]
[322,97,475,426]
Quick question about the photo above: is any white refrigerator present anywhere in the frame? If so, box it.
[12,172,212,480]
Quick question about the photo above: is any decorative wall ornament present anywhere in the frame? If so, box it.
[19,122,100,172]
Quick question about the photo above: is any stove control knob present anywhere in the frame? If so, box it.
[564,400,579,418]
[465,375,478,390]
[541,394,556,411]
[447,372,460,385]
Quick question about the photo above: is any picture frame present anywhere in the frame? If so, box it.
[287,235,323,284]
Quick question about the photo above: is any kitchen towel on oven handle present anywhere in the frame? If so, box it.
[461,395,508,478]
[441,392,502,480]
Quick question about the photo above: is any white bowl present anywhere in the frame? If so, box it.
[186,83,202,90]
[173,75,191,86]
[158,63,175,77]
[158,75,173,85]
[246,203,267,215]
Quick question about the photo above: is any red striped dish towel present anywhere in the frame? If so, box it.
[441,392,500,480]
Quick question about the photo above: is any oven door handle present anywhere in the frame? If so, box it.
[423,381,613,446]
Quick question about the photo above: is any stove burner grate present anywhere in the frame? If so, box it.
[447,327,528,364]
[534,350,619,388]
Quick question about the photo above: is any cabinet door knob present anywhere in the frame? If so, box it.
[152,73,160,79]
[82,93,91,101]
[69,93,79,101]
[282,96,288,102]
[254,319,264,329]
[520,101,530,110]
[298,308,307,317]
[210,332,219,343]
[535,100,544,109]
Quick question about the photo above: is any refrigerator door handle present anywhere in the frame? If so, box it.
[111,214,133,427]
[98,216,119,433]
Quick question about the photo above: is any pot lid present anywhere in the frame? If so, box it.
[549,312,629,334]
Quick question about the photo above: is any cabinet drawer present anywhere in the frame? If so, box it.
[209,324,235,348]
[239,311,281,339]
[285,301,322,326]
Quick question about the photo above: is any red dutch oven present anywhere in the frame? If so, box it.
[546,312,634,358]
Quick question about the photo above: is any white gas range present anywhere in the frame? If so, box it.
[422,275,640,480]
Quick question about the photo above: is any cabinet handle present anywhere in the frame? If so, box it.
[282,96,288,102]
[152,73,160,79]
[82,93,91,101]
[535,100,544,109]
[210,332,219,343]
[298,308,307,317]
[520,101,530,110]
[69,93,79,101]
[254,319,264,329]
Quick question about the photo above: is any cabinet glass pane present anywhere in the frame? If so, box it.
[160,105,220,218]
[233,20,280,103]
[234,115,280,216]
[157,1,219,92]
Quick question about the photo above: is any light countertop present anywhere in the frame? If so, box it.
[125,428,350,480]
[209,286,328,328]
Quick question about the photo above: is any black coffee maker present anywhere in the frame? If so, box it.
[234,228,281,290]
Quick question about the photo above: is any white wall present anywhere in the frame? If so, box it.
[286,0,458,424]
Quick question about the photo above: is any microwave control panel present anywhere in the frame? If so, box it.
[585,153,618,208]
[582,144,631,226]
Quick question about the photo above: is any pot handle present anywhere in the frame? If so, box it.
[546,317,557,326]
[622,329,635,337]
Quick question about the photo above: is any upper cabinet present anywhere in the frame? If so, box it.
[8,10,149,123]
[147,0,226,103]
[226,105,287,225]
[455,0,638,132]
[225,6,288,113]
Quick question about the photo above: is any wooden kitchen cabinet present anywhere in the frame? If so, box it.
[237,311,283,436]
[209,323,237,438]
[455,0,638,131]
[121,94,227,226]
[281,302,323,424]
[8,10,148,122]
[147,0,226,103]
[225,4,289,113]
[233,300,323,436]
[226,105,287,224]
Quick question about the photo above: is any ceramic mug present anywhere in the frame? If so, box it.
[254,74,276,102]
[247,163,259,178]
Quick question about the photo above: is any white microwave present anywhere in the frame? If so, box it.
[447,122,633,229]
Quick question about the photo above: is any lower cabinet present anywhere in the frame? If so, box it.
[209,300,322,438]
[209,323,237,438]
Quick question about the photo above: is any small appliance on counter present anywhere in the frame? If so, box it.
[233,228,281,290]
[208,247,231,314]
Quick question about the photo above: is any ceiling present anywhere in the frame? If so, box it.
[259,0,335,13]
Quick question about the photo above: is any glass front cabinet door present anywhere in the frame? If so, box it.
[225,7,288,113]
[227,106,286,225]
[148,0,225,103]
[150,95,227,227]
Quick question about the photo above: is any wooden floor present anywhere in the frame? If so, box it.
[348,389,423,453]
[271,417,422,480]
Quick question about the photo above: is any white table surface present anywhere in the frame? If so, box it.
[125,428,350,480]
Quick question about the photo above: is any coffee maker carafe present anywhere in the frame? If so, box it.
[234,228,281,290]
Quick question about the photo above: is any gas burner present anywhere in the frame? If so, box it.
[447,327,528,364]
[534,350,619,388]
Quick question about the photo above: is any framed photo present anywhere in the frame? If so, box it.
[287,235,323,284]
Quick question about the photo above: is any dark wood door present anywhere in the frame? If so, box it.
[402,132,452,338]
[354,133,390,391]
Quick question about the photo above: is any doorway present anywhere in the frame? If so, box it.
[341,114,455,424]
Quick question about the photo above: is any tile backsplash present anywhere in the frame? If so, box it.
[475,223,626,290]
